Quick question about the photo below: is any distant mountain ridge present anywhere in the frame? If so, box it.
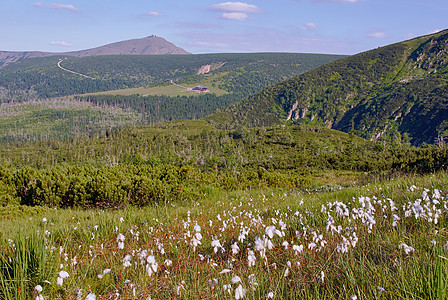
[207,29,448,146]
[0,36,190,67]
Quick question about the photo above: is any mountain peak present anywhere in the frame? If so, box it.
[69,36,190,57]
[0,36,190,66]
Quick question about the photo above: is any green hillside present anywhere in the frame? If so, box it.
[207,30,448,145]
[0,53,342,100]
[0,53,342,141]
[1,119,447,207]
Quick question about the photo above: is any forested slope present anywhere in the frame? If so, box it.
[207,30,448,145]
[1,120,447,208]
[0,53,343,99]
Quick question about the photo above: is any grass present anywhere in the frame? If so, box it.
[77,83,228,97]
[1,171,448,299]
[0,99,144,141]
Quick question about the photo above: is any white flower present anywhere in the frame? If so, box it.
[146,255,158,276]
[248,250,256,267]
[231,242,240,255]
[292,244,304,254]
[223,284,232,295]
[122,254,132,268]
[98,268,111,279]
[392,214,401,227]
[320,271,325,283]
[34,285,43,293]
[42,218,47,224]
[190,236,201,251]
[284,267,290,277]
[282,240,289,249]
[177,281,186,295]
[231,275,241,284]
[267,291,274,299]
[117,233,125,249]
[235,284,246,299]
[56,276,63,286]
[195,232,202,240]
[308,242,317,251]
[266,238,274,250]
[254,237,265,252]
[265,226,276,239]
[209,278,218,290]
[398,242,415,254]
[350,295,357,300]
[85,293,96,300]
[220,269,232,274]
[194,224,201,232]
[211,239,222,253]
[165,259,173,266]
[56,270,69,286]
[248,274,258,290]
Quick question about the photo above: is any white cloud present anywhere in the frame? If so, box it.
[428,29,442,34]
[145,11,162,17]
[33,2,43,7]
[367,32,386,38]
[222,12,248,20]
[188,41,229,48]
[50,41,72,47]
[300,22,318,30]
[211,2,262,13]
[50,3,78,12]
[311,0,359,2]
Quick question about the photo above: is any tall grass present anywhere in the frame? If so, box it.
[0,228,58,299]
[0,171,447,299]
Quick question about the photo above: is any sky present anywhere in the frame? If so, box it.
[0,0,447,55]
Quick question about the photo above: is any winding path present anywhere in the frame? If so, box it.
[170,80,189,90]
[57,59,95,79]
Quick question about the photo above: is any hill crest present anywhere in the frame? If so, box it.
[0,36,190,67]
[206,29,448,146]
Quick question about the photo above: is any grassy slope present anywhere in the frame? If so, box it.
[77,83,228,97]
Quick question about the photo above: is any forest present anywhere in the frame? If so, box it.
[0,53,342,100]
[208,30,448,146]
[1,120,447,208]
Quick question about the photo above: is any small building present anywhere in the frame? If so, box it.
[191,85,208,93]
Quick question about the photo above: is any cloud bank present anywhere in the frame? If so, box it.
[367,32,387,38]
[211,2,262,21]
[50,41,72,47]
[145,11,162,17]
[49,3,79,12]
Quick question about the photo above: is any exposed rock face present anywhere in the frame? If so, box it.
[0,36,190,67]
[197,62,227,75]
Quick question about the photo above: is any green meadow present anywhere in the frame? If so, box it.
[1,172,448,299]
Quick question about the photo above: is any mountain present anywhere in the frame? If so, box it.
[0,53,344,142]
[0,52,342,99]
[207,30,448,146]
[0,36,190,67]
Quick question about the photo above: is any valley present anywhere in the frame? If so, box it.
[1,31,448,299]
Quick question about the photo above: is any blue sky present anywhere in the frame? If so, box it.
[1,0,446,55]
